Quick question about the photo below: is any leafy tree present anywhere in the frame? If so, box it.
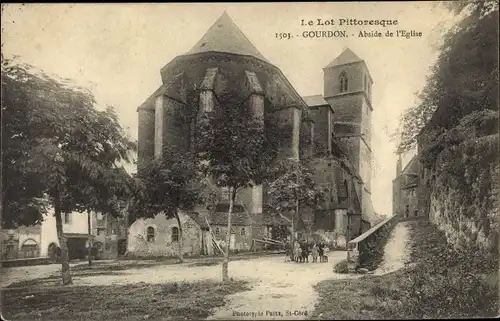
[1,57,135,284]
[396,0,498,152]
[133,147,206,263]
[266,157,326,259]
[195,93,278,282]
[67,165,135,266]
[1,58,51,228]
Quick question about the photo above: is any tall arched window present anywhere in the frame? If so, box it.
[171,227,179,242]
[215,227,220,235]
[146,226,155,242]
[339,72,348,93]
[364,75,367,91]
[240,228,246,236]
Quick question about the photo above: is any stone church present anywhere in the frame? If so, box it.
[128,12,376,257]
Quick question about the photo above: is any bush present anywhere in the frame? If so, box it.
[334,259,349,274]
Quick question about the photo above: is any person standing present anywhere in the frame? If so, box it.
[311,243,318,263]
[318,243,324,263]
[294,241,301,262]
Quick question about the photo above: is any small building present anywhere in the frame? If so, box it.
[127,211,211,257]
[392,152,423,218]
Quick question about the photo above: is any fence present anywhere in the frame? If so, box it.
[346,215,400,270]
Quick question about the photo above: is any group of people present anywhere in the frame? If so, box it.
[285,240,330,263]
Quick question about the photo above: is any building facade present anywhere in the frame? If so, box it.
[1,209,128,263]
[131,12,376,255]
[392,151,426,219]
[0,225,41,261]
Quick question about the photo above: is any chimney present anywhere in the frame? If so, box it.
[396,153,402,176]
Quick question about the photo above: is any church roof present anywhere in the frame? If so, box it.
[324,48,364,68]
[184,11,269,63]
[302,95,330,107]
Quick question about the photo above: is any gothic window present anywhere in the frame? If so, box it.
[405,205,410,218]
[215,227,220,235]
[241,228,246,236]
[339,72,348,93]
[146,226,155,242]
[171,227,179,242]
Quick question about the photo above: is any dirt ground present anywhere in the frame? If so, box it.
[1,223,412,320]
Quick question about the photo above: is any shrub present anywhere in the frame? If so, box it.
[334,259,349,274]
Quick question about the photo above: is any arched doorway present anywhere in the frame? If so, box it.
[48,243,59,262]
[94,242,103,260]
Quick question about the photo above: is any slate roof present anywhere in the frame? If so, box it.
[255,206,292,227]
[325,48,363,68]
[302,95,330,107]
[184,12,269,63]
[185,212,210,229]
[208,209,252,226]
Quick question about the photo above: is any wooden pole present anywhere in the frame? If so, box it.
[87,210,93,267]
[103,213,108,259]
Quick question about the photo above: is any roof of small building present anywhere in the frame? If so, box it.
[302,95,330,107]
[184,11,269,63]
[208,209,252,226]
[185,212,210,229]
[257,208,292,227]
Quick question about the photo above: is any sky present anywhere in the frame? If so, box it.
[2,2,457,216]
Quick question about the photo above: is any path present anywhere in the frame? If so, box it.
[208,251,361,320]
[373,221,411,276]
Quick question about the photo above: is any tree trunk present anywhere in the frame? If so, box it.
[290,214,295,261]
[54,193,72,285]
[222,187,235,282]
[87,210,93,267]
[174,211,184,263]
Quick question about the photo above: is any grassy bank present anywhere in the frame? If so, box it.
[311,219,498,319]
[2,280,250,321]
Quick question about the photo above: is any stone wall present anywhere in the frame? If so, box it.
[424,134,499,254]
[347,215,399,270]
[211,224,253,252]
[127,212,203,257]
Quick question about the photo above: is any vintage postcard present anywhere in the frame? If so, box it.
[1,2,498,320]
